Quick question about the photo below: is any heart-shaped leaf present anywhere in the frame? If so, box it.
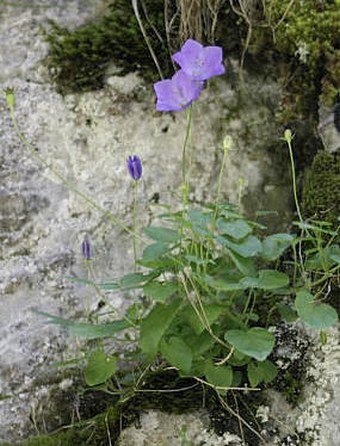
[295,289,338,329]
[160,337,193,375]
[143,281,177,302]
[247,360,278,387]
[205,361,233,389]
[140,299,181,357]
[262,233,294,261]
[84,350,117,386]
[217,219,252,240]
[224,328,275,361]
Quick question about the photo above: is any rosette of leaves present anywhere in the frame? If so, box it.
[40,204,338,392]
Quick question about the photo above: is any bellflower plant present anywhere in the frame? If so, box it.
[172,38,225,81]
[7,29,340,443]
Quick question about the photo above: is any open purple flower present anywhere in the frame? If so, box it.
[154,69,203,112]
[172,39,225,81]
[127,155,143,181]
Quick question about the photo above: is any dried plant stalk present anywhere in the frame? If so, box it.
[176,0,225,44]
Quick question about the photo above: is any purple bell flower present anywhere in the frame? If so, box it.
[127,155,143,181]
[82,237,91,260]
[172,39,225,81]
[154,69,204,112]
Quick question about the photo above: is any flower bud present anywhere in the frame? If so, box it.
[223,135,233,152]
[283,129,293,143]
[5,88,15,109]
[127,155,143,181]
[81,237,91,260]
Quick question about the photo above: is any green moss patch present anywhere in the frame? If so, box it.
[302,151,340,227]
[43,0,175,95]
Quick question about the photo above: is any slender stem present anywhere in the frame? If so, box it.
[181,105,192,206]
[179,105,193,252]
[7,97,145,243]
[286,138,304,225]
[132,181,138,271]
[216,146,228,208]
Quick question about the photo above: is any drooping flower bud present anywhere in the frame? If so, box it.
[127,155,142,181]
[81,237,91,260]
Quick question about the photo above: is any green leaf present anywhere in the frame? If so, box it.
[187,209,213,226]
[258,360,278,383]
[184,255,214,266]
[119,273,150,289]
[187,209,212,236]
[225,328,275,361]
[247,362,261,387]
[258,269,289,289]
[293,221,337,236]
[140,299,182,357]
[144,226,179,243]
[240,270,289,290]
[305,245,340,270]
[276,303,298,323]
[217,219,252,240]
[295,289,338,329]
[65,276,97,286]
[247,360,278,387]
[182,304,226,334]
[143,281,177,302]
[227,249,256,276]
[68,321,132,339]
[34,311,132,339]
[262,233,294,261]
[160,337,192,375]
[219,235,262,258]
[202,274,245,291]
[329,245,340,264]
[84,350,117,386]
[141,242,169,263]
[205,362,233,389]
[187,330,215,356]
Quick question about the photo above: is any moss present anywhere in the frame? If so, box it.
[1,369,268,446]
[9,407,119,446]
[248,0,340,122]
[302,151,340,226]
[42,0,176,95]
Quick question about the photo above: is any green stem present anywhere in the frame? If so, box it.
[216,147,228,209]
[311,264,340,287]
[7,97,145,243]
[179,105,193,253]
[181,105,192,207]
[132,181,138,271]
[287,138,304,225]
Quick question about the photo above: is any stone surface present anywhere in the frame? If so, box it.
[0,1,338,444]
[318,104,340,153]
[117,410,242,446]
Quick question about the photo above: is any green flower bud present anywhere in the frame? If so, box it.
[283,129,293,143]
[223,135,233,152]
[5,88,15,109]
